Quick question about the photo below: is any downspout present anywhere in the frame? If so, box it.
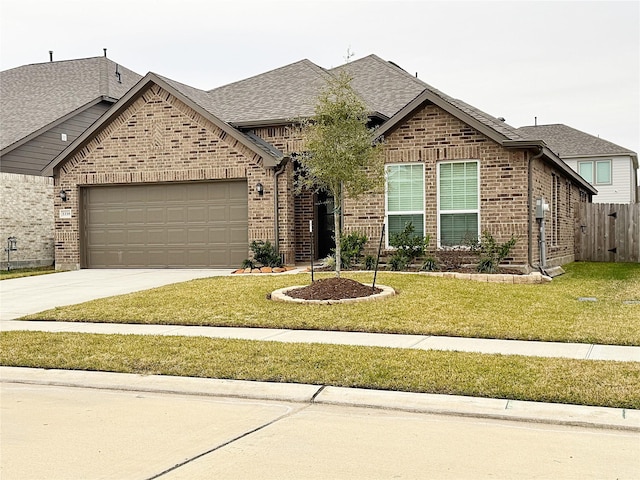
[273,157,290,260]
[528,147,544,270]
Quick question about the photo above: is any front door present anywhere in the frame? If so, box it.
[316,190,335,259]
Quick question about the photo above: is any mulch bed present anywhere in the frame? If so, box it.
[286,277,382,301]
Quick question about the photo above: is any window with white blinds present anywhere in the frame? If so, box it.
[438,161,479,247]
[385,163,425,245]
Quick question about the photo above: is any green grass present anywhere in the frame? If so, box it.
[23,262,640,345]
[0,266,56,280]
[1,331,638,409]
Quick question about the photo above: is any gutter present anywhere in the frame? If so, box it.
[528,147,544,269]
[273,157,290,257]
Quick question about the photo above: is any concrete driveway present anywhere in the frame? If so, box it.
[0,269,234,321]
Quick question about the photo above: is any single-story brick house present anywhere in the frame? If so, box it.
[44,54,596,271]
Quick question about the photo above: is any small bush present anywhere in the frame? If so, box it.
[421,257,439,272]
[323,255,336,269]
[250,240,283,268]
[339,232,368,268]
[241,259,255,269]
[389,254,408,271]
[364,254,376,270]
[388,222,430,270]
[475,232,517,273]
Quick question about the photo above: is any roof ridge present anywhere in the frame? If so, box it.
[208,59,328,92]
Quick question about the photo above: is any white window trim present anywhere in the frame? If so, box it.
[436,159,481,249]
[577,159,612,186]
[595,160,612,185]
[384,163,426,249]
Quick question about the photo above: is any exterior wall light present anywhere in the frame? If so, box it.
[256,183,264,196]
[60,190,67,202]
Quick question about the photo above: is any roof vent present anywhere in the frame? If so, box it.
[103,48,107,57]
[115,64,121,83]
[49,50,53,62]
[497,117,506,122]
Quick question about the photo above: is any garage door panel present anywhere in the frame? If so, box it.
[229,227,249,243]
[83,182,248,268]
[188,228,208,245]
[166,206,186,223]
[228,182,247,200]
[229,204,248,221]
[187,206,207,223]
[126,208,146,225]
[166,185,188,202]
[146,208,165,224]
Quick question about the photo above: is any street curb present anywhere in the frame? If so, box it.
[2,366,638,431]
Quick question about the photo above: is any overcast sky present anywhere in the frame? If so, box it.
[2,0,638,167]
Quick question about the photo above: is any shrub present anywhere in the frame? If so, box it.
[241,258,255,269]
[389,254,408,271]
[339,232,368,268]
[388,222,430,270]
[421,257,439,272]
[364,254,376,270]
[475,231,517,273]
[250,240,283,268]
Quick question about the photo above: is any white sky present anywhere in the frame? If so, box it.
[1,0,638,171]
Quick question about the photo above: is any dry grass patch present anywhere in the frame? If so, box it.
[2,331,639,409]
[22,262,640,345]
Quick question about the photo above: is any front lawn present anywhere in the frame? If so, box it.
[2,331,638,409]
[0,266,56,280]
[23,262,640,345]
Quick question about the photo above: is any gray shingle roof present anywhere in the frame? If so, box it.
[205,53,527,144]
[330,54,426,118]
[207,60,332,124]
[1,56,141,150]
[516,124,636,157]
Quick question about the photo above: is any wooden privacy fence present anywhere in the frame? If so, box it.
[575,203,640,263]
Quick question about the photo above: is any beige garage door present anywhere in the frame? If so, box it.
[82,182,248,268]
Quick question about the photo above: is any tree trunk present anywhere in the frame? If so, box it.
[334,185,342,278]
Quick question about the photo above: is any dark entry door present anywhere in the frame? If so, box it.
[316,190,335,259]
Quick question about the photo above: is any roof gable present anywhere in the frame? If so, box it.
[43,73,282,176]
[0,56,141,151]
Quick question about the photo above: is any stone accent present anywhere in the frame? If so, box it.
[421,271,552,284]
[0,173,54,268]
[271,284,396,304]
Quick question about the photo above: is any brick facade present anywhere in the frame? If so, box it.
[54,84,287,269]
[53,85,586,271]
[0,172,54,268]
[340,103,582,269]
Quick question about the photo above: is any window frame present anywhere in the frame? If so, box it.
[436,159,481,249]
[384,163,426,249]
[577,159,612,186]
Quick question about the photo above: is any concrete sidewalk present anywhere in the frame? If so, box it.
[2,320,639,362]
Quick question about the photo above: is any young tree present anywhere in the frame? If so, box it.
[297,70,385,277]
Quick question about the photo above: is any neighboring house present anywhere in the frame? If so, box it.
[43,54,596,271]
[517,124,638,204]
[0,54,141,267]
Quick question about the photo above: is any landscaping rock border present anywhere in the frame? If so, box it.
[271,284,396,305]
[420,271,552,284]
[232,267,298,274]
